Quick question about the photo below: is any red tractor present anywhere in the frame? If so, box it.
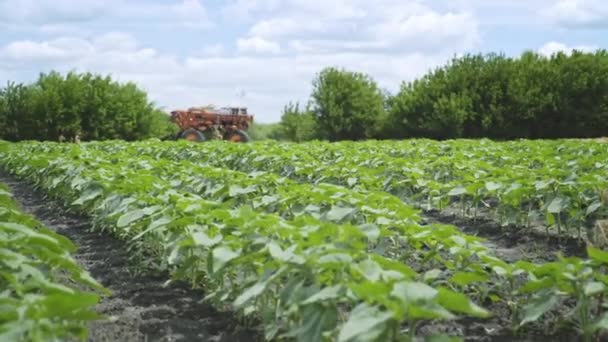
[170,106,253,142]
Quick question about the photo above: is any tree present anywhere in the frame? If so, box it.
[247,122,282,141]
[388,49,608,140]
[272,101,319,142]
[310,67,387,141]
[0,71,176,142]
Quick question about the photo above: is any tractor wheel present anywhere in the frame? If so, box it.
[225,129,250,143]
[179,128,205,142]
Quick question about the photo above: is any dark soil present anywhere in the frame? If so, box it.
[421,209,588,263]
[417,209,604,342]
[0,172,260,342]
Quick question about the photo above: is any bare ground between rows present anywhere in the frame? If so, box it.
[0,171,260,342]
[415,210,596,341]
[420,209,588,263]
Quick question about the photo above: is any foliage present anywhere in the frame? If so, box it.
[0,71,176,142]
[246,122,282,141]
[0,180,106,342]
[0,140,495,341]
[2,139,608,341]
[309,67,387,141]
[276,50,608,141]
[136,137,608,239]
[272,101,319,142]
[388,50,608,139]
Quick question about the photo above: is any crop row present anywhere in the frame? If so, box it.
[2,141,608,341]
[0,180,106,341]
[102,139,608,239]
[0,142,492,341]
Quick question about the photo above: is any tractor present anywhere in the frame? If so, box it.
[170,106,254,142]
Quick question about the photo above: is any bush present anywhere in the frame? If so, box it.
[309,67,387,141]
[388,49,608,139]
[271,101,320,142]
[0,71,176,142]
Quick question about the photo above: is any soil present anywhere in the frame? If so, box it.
[417,209,604,342]
[0,172,260,342]
[421,208,588,263]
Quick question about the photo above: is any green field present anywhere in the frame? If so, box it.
[0,180,106,341]
[1,138,608,341]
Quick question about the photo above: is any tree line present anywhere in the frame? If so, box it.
[273,49,608,141]
[0,71,176,142]
[4,49,607,143]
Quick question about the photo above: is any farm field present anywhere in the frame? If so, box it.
[0,179,105,341]
[1,138,608,342]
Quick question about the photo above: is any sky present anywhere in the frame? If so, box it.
[0,0,606,123]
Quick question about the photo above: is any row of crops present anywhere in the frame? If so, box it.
[1,139,608,341]
[0,180,106,341]
[115,138,608,238]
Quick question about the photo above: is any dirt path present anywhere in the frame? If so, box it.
[0,172,259,342]
[421,209,588,263]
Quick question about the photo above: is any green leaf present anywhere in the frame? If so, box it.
[131,216,172,240]
[337,303,392,342]
[354,259,382,282]
[519,293,558,326]
[116,209,145,228]
[588,246,608,265]
[547,197,567,214]
[423,269,442,283]
[301,285,344,305]
[228,185,257,197]
[347,177,357,187]
[191,231,223,247]
[72,185,103,206]
[492,266,508,277]
[586,201,602,216]
[436,287,490,318]
[358,223,380,242]
[450,272,488,286]
[286,304,338,342]
[318,253,352,264]
[591,312,608,332]
[211,246,240,274]
[584,281,605,296]
[268,242,304,264]
[448,186,467,196]
[485,181,502,192]
[519,277,554,293]
[391,281,437,303]
[325,206,355,222]
[38,292,101,320]
[234,281,267,308]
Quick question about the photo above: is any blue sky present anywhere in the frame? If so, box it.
[0,0,606,123]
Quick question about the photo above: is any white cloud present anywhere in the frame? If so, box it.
[249,18,328,39]
[370,10,479,53]
[0,31,450,123]
[160,0,213,29]
[0,0,213,30]
[198,43,226,57]
[538,41,598,56]
[0,0,114,24]
[93,32,138,52]
[221,0,282,20]
[0,38,94,61]
[233,1,480,57]
[237,37,281,54]
[543,0,608,28]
